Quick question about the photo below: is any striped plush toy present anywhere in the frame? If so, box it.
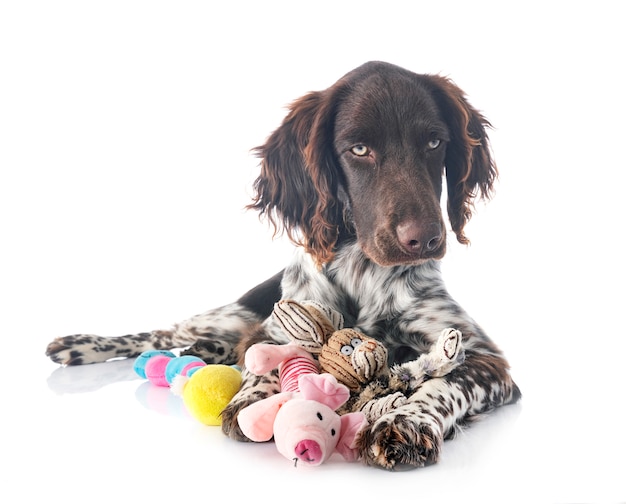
[267,299,467,422]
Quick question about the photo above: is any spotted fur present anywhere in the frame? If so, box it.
[46,304,262,366]
[46,61,521,469]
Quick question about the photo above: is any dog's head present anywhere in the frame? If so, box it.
[249,61,497,267]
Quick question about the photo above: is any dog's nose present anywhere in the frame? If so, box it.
[396,221,443,255]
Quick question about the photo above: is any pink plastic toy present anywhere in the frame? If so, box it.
[133,350,206,387]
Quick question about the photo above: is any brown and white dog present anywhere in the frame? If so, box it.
[47,61,520,469]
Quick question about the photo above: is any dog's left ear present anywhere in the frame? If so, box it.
[425,75,498,245]
[248,88,345,266]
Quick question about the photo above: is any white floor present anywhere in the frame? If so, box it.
[3,2,626,503]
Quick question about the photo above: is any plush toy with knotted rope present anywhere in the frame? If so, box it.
[256,299,466,422]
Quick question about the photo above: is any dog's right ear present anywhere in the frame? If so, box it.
[424,75,498,246]
[248,90,344,266]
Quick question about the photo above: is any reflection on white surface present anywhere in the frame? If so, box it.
[47,359,138,395]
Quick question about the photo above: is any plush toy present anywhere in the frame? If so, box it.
[134,351,242,426]
[345,326,465,420]
[237,373,367,466]
[239,325,368,466]
[173,364,242,426]
[271,299,466,422]
[267,300,390,392]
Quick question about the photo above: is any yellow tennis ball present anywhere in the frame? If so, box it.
[182,365,242,426]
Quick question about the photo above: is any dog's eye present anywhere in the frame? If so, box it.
[350,144,370,157]
[427,139,441,150]
[351,338,362,348]
[341,344,354,356]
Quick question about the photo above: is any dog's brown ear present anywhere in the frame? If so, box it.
[425,75,498,245]
[248,90,343,266]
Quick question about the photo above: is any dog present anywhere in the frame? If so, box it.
[46,61,521,469]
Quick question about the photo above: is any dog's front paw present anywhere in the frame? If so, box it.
[45,333,150,365]
[220,368,281,441]
[220,398,255,441]
[357,407,443,470]
[46,335,104,365]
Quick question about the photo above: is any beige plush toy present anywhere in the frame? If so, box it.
[272,299,465,422]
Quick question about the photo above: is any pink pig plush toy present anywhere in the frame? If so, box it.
[237,371,367,466]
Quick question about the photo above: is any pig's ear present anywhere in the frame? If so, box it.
[298,373,349,410]
[335,413,368,461]
[237,392,293,441]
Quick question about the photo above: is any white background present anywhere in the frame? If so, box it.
[2,1,625,503]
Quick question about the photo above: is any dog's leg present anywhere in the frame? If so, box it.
[220,366,281,441]
[357,351,521,469]
[46,271,284,366]
[45,304,260,366]
[46,330,197,366]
